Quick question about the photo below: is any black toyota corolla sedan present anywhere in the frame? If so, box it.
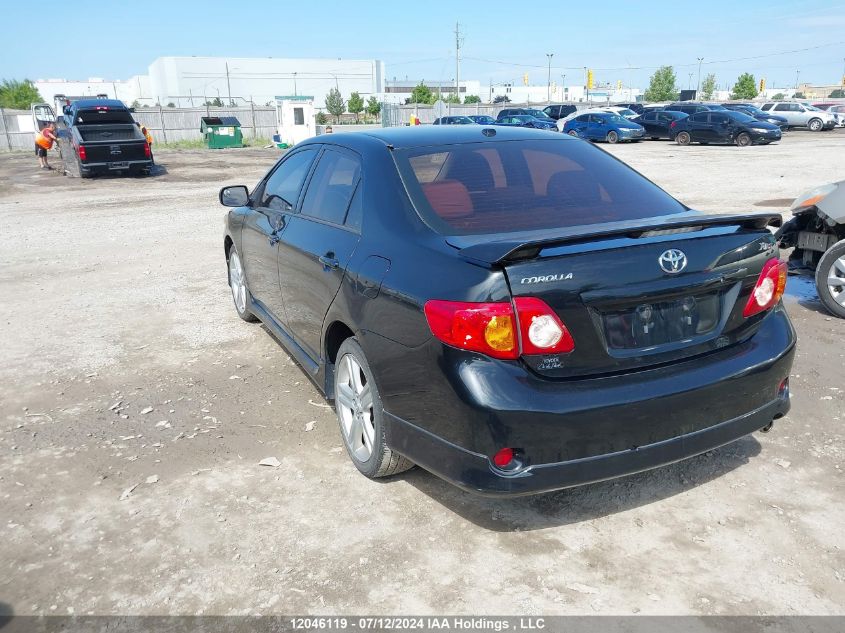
[220,126,795,496]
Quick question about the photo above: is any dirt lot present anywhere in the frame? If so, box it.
[1,131,843,617]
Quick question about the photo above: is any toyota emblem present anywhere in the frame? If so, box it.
[659,249,687,274]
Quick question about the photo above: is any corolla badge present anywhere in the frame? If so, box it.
[658,249,687,274]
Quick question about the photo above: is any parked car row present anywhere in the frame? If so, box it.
[430,99,842,147]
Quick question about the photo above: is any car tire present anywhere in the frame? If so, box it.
[567,130,578,137]
[807,118,823,132]
[650,136,660,141]
[735,132,752,147]
[227,248,258,322]
[606,131,619,144]
[334,338,414,479]
[815,239,845,319]
[676,131,691,146]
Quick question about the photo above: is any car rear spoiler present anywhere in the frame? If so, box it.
[447,212,783,265]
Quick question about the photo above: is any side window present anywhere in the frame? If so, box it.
[576,114,589,123]
[344,183,363,232]
[259,149,318,211]
[773,104,787,111]
[710,113,728,124]
[690,113,707,123]
[299,149,362,225]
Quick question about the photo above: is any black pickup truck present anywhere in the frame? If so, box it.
[54,99,152,177]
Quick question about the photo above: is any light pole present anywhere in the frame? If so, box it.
[688,73,693,89]
[561,74,566,101]
[795,70,801,92]
[293,72,297,97]
[697,57,704,96]
[546,53,554,103]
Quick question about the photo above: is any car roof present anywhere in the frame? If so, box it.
[307,125,576,151]
[72,99,127,109]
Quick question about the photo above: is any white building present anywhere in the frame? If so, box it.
[34,76,149,106]
[36,56,385,109]
[490,83,642,105]
[383,79,482,104]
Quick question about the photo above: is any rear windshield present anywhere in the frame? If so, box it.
[394,139,686,236]
[75,108,135,125]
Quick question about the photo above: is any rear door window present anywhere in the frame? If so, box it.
[299,149,361,225]
[394,139,686,236]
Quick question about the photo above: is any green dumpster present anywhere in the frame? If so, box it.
[200,116,243,149]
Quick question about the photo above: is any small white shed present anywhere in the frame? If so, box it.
[273,95,315,148]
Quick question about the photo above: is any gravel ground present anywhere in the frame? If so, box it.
[0,131,843,617]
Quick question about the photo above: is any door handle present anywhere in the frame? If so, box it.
[269,232,280,246]
[318,254,339,270]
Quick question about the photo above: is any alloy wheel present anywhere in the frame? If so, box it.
[336,353,375,462]
[826,255,845,309]
[229,251,247,314]
[607,131,618,144]
[808,119,822,132]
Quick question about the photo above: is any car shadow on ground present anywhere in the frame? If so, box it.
[394,436,762,532]
[784,273,829,316]
[0,602,13,630]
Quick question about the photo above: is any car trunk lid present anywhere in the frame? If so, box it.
[447,212,782,377]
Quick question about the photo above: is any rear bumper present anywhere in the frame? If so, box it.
[389,394,788,496]
[381,307,795,496]
[80,159,152,174]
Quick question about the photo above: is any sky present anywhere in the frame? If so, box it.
[2,0,844,91]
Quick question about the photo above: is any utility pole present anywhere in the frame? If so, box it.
[795,70,801,91]
[293,72,297,97]
[561,74,566,102]
[489,78,492,103]
[546,53,554,103]
[225,62,232,106]
[697,57,704,96]
[454,22,463,104]
[688,73,693,89]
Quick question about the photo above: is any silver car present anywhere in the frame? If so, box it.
[777,180,845,318]
[759,102,837,131]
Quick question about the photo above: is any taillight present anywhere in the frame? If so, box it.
[670,121,677,128]
[77,145,87,161]
[492,448,514,468]
[743,258,787,317]
[513,297,575,355]
[424,301,518,360]
[143,142,151,158]
[424,297,574,359]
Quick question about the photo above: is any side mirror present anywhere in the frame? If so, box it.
[220,185,249,207]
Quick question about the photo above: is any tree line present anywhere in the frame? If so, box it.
[323,89,383,124]
[642,66,843,101]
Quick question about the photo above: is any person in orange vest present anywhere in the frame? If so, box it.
[34,123,57,170]
[136,121,153,145]
[136,122,154,164]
